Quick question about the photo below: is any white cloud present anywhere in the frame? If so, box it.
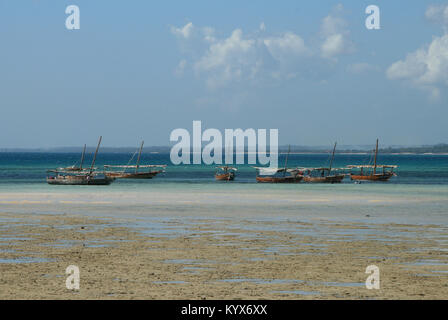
[263,32,309,62]
[321,34,345,58]
[321,13,346,36]
[171,5,354,89]
[194,29,259,88]
[195,29,255,71]
[171,22,216,43]
[320,6,354,59]
[425,4,448,28]
[171,22,194,39]
[202,26,216,43]
[182,26,312,88]
[386,4,448,100]
[387,34,448,99]
[174,59,187,76]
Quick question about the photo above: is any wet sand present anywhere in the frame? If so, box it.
[1,210,447,299]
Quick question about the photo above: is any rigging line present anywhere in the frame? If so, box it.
[325,148,332,167]
[123,149,139,173]
[367,148,375,173]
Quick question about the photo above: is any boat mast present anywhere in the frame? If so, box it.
[90,136,102,175]
[135,141,144,173]
[283,145,290,177]
[373,138,379,175]
[79,144,86,170]
[328,142,337,175]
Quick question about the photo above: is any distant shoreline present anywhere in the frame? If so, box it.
[1,151,448,155]
[1,143,448,155]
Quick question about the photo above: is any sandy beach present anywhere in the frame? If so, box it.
[1,187,447,299]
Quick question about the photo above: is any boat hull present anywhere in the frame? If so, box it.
[350,173,394,181]
[303,174,345,183]
[215,172,235,181]
[256,175,303,183]
[105,171,162,179]
[47,176,114,185]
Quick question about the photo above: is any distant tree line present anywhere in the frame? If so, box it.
[1,144,448,154]
[377,144,448,154]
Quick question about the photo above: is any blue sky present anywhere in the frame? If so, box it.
[0,0,447,148]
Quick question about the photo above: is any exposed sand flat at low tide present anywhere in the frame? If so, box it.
[1,211,447,299]
[1,187,447,222]
[0,187,447,299]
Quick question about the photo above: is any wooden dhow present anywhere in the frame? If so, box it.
[254,145,303,183]
[104,141,166,179]
[215,166,236,181]
[46,170,114,185]
[301,168,346,183]
[254,167,304,183]
[347,139,397,181]
[301,142,346,183]
[47,136,114,185]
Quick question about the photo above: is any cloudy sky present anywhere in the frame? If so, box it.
[0,1,447,148]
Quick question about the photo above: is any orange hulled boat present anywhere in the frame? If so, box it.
[347,139,397,181]
[301,142,346,183]
[215,166,236,181]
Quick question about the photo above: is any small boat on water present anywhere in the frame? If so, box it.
[254,145,303,183]
[215,166,236,181]
[302,168,346,183]
[254,168,304,183]
[347,139,397,181]
[104,167,164,179]
[47,136,115,185]
[104,141,166,179]
[46,171,114,185]
[301,142,346,183]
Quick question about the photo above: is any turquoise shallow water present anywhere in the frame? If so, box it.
[0,152,447,190]
[0,152,447,226]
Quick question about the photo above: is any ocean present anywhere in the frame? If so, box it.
[0,152,447,188]
[0,152,447,226]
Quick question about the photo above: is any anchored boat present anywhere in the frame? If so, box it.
[47,136,114,185]
[104,141,166,179]
[347,139,397,181]
[302,168,346,183]
[301,142,346,183]
[215,166,236,181]
[254,145,303,183]
[254,167,304,183]
[46,170,114,185]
